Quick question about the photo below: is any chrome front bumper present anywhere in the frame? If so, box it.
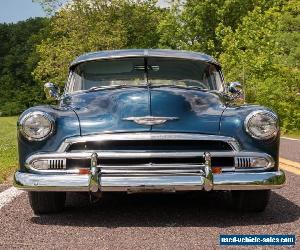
[14,170,286,192]
[14,133,285,192]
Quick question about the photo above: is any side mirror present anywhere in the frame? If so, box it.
[44,82,60,100]
[227,82,245,101]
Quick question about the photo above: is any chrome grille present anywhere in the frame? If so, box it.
[26,134,275,173]
[48,159,66,169]
[59,133,241,152]
[236,157,252,168]
[62,133,236,171]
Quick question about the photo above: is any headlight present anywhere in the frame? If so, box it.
[244,110,279,140]
[19,111,55,141]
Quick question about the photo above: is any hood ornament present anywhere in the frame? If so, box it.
[123,116,178,126]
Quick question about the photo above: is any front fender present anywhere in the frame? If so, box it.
[219,105,280,169]
[17,105,80,171]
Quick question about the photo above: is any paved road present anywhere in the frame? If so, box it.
[280,138,300,162]
[0,138,299,249]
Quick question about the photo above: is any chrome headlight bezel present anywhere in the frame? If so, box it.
[244,110,279,140]
[19,111,55,141]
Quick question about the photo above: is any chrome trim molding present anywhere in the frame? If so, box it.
[25,150,274,174]
[123,116,179,126]
[99,162,207,176]
[14,170,285,192]
[57,133,241,152]
[233,154,274,171]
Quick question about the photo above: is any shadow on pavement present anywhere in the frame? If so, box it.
[31,191,300,227]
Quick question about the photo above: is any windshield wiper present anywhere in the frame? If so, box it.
[150,84,210,92]
[86,84,146,92]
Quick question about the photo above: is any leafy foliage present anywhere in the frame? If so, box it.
[218,2,300,132]
[33,0,164,85]
[158,0,286,56]
[0,18,49,116]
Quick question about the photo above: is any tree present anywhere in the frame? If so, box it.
[0,18,50,116]
[33,0,164,85]
[218,1,300,132]
[158,0,287,56]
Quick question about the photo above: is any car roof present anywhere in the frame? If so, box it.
[70,49,221,68]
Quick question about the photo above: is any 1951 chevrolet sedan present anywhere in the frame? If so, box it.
[14,49,285,214]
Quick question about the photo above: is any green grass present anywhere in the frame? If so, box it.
[0,116,18,183]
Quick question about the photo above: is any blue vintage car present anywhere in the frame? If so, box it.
[14,49,285,214]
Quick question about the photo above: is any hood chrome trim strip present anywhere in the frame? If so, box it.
[123,116,179,126]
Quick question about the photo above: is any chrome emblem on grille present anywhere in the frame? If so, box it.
[123,116,178,125]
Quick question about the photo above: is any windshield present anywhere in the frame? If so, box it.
[66,57,223,92]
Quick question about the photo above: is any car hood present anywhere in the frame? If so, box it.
[63,87,226,135]
[149,87,225,133]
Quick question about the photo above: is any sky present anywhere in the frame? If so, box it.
[0,0,46,23]
[0,0,168,24]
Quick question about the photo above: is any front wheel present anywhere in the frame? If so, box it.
[231,190,270,212]
[29,192,66,215]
